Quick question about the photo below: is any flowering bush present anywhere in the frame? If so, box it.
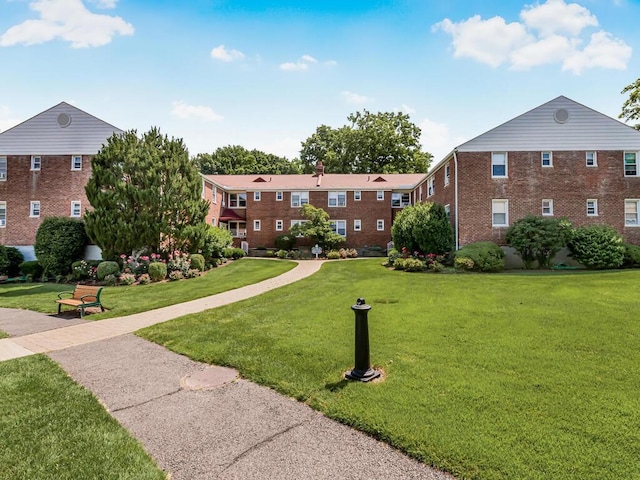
[454,257,475,271]
[119,253,162,275]
[72,260,98,281]
[169,270,184,281]
[138,273,151,285]
[185,268,201,278]
[394,257,425,272]
[120,273,136,285]
[326,250,341,259]
[167,250,191,275]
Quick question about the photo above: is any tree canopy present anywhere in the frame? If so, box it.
[391,202,453,255]
[195,145,302,175]
[85,127,209,259]
[289,204,344,252]
[620,77,640,130]
[300,110,432,174]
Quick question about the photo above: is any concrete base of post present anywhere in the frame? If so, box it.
[345,367,381,382]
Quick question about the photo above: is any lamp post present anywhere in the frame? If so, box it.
[345,298,381,382]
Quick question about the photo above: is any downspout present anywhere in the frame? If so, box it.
[453,149,459,251]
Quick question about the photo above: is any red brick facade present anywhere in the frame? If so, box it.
[0,155,92,246]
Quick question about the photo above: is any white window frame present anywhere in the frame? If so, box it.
[427,177,435,197]
[376,219,384,231]
[376,190,384,201]
[31,155,41,171]
[444,163,450,186]
[492,199,508,227]
[212,217,217,226]
[624,152,638,177]
[276,191,283,201]
[586,199,598,217]
[354,190,361,201]
[70,201,81,218]
[354,219,361,231]
[625,199,640,226]
[541,151,553,168]
[586,151,597,167]
[30,200,40,218]
[491,152,507,178]
[276,219,283,231]
[391,192,411,208]
[330,219,347,237]
[71,155,82,171]
[0,201,6,227]
[419,185,423,202]
[291,191,309,208]
[328,191,347,207]
[0,156,7,181]
[541,199,553,216]
[254,191,261,201]
[228,221,246,238]
[213,186,217,204]
[253,219,261,231]
[229,193,247,208]
[444,204,451,219]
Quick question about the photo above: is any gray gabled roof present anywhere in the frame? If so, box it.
[0,102,123,155]
[456,96,640,152]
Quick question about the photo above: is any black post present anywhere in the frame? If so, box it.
[345,298,381,382]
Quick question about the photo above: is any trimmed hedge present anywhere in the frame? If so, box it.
[275,233,296,251]
[19,261,43,278]
[224,248,246,260]
[148,262,167,282]
[454,242,505,272]
[623,243,640,268]
[568,225,625,269]
[190,254,205,272]
[34,217,87,276]
[97,261,120,281]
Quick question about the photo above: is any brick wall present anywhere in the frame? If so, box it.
[0,155,92,246]
[456,151,640,246]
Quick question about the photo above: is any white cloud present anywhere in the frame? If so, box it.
[300,54,317,63]
[0,0,134,48]
[520,0,597,37]
[171,101,223,122]
[419,117,467,163]
[210,44,245,62]
[280,54,335,71]
[434,0,631,74]
[401,104,416,114]
[88,0,118,8]
[341,91,373,104]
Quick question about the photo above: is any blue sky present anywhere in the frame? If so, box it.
[1,0,639,163]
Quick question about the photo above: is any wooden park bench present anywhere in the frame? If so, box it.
[56,285,104,318]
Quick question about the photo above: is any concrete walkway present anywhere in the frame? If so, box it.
[0,260,453,479]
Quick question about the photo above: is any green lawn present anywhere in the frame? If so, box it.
[0,355,166,480]
[0,259,295,320]
[138,259,640,480]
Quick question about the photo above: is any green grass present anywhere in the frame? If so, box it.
[0,355,166,480]
[138,259,640,480]
[0,259,295,320]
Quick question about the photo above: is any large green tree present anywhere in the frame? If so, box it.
[620,77,640,130]
[300,110,432,174]
[289,204,344,252]
[391,202,454,255]
[85,128,209,259]
[195,145,302,174]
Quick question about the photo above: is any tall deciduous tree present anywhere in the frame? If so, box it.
[300,110,432,173]
[195,145,302,174]
[85,128,209,259]
[620,77,640,130]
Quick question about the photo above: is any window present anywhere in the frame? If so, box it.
[586,151,597,167]
[376,219,384,231]
[541,151,553,167]
[276,191,283,201]
[0,201,5,227]
[492,200,508,227]
[328,191,347,207]
[330,220,347,237]
[229,193,247,208]
[625,152,638,176]
[70,201,81,217]
[427,177,435,197]
[542,199,554,216]
[354,190,361,201]
[228,221,246,237]
[276,219,283,231]
[377,190,384,201]
[444,204,451,219]
[71,155,82,171]
[213,187,217,204]
[222,192,226,206]
[291,191,309,207]
[354,219,361,231]
[253,219,261,231]
[30,201,40,217]
[625,200,640,226]
[445,163,451,186]
[212,217,217,226]
[587,199,598,216]
[31,156,41,171]
[492,152,507,178]
[0,156,6,180]
[391,193,411,208]
[254,191,261,201]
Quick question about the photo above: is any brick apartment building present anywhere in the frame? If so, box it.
[202,163,427,250]
[0,102,122,260]
[423,96,640,249]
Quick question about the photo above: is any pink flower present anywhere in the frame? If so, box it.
[120,254,126,259]
[141,256,149,261]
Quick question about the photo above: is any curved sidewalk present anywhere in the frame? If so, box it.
[0,260,323,362]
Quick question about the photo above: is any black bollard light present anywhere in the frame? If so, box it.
[345,298,381,382]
